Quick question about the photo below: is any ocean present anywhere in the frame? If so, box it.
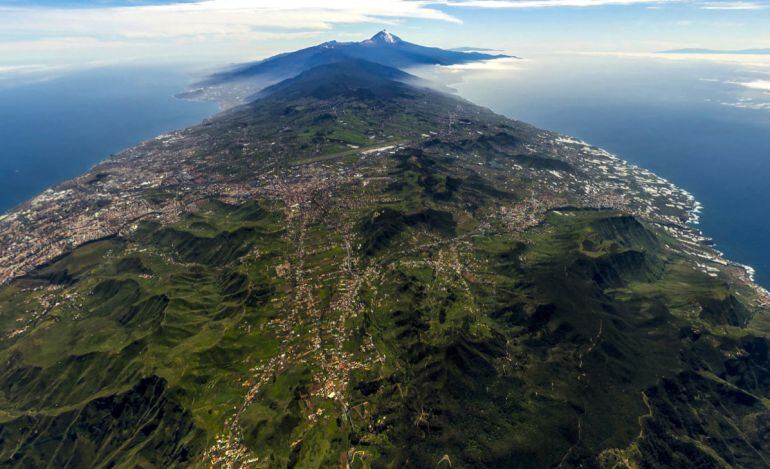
[0,65,217,213]
[417,54,770,287]
[1,57,768,286]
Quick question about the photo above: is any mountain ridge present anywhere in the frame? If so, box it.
[252,59,425,101]
[182,31,512,108]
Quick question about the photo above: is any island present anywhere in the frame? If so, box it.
[0,35,769,468]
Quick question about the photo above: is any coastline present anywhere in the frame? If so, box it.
[0,66,217,215]
[548,134,766,295]
[0,74,765,305]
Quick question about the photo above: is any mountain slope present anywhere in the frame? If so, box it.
[253,59,423,101]
[182,31,511,108]
[0,59,769,468]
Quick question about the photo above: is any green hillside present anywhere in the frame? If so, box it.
[0,60,768,468]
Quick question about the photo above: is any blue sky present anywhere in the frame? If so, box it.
[0,0,769,71]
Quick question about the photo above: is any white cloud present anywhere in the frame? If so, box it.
[0,1,459,41]
[441,0,770,9]
[1,0,767,69]
[0,0,465,67]
[0,64,49,74]
[582,50,770,69]
[441,0,676,8]
[700,1,768,9]
[730,79,770,90]
[442,57,523,70]
[0,63,78,89]
[719,98,770,110]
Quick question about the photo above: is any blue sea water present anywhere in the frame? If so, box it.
[1,58,769,288]
[427,55,770,287]
[0,66,216,213]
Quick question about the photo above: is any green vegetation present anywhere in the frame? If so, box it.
[1,61,768,468]
[0,201,288,466]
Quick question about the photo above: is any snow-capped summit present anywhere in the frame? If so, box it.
[368,30,401,44]
[193,31,513,107]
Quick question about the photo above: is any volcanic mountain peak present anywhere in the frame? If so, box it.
[366,29,401,44]
[183,31,511,108]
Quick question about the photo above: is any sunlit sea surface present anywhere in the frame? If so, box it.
[1,56,768,286]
